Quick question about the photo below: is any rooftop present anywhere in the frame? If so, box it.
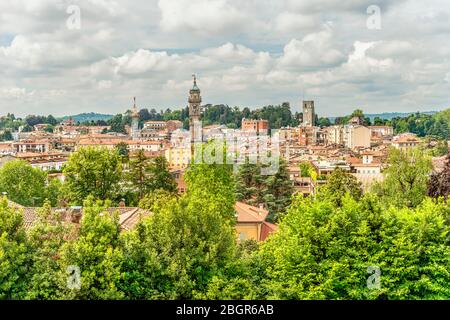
[235,201,269,223]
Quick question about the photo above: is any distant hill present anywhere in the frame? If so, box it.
[329,111,438,123]
[59,112,114,123]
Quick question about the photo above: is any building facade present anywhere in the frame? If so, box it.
[302,100,315,127]
[343,125,371,150]
[241,119,269,135]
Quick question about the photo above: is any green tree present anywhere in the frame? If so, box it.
[262,159,295,221]
[373,148,432,208]
[299,162,316,180]
[258,194,381,299]
[371,199,450,299]
[185,162,236,219]
[0,198,30,299]
[317,117,331,127]
[45,178,64,207]
[128,152,177,200]
[0,130,13,141]
[0,160,47,206]
[318,167,363,206]
[60,198,124,299]
[63,147,123,205]
[373,117,386,126]
[432,140,449,157]
[127,149,149,200]
[147,156,177,194]
[139,189,176,213]
[234,159,262,202]
[119,163,236,299]
[258,193,450,299]
[349,109,371,126]
[235,158,294,221]
[351,109,364,119]
[26,201,71,299]
[115,142,129,162]
[46,115,58,126]
[108,114,127,134]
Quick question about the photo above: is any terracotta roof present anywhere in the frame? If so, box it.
[260,221,278,241]
[346,157,361,165]
[395,136,420,143]
[127,140,164,145]
[235,201,268,223]
[77,138,124,146]
[120,208,152,231]
[16,152,67,158]
[432,156,448,173]
[288,166,301,173]
[18,206,152,232]
[0,143,13,150]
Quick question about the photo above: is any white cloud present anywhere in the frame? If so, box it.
[0,35,91,70]
[274,12,318,33]
[201,43,256,61]
[0,87,29,100]
[97,80,112,89]
[158,0,246,36]
[278,28,347,70]
[0,0,449,117]
[111,49,179,75]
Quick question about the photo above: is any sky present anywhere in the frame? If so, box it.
[0,0,449,118]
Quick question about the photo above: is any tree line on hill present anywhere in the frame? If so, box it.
[1,105,449,140]
[99,106,450,142]
[0,145,449,300]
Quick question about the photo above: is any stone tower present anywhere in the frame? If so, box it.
[188,75,202,156]
[302,100,315,127]
[131,97,140,140]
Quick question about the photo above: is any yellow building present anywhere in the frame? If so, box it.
[165,147,191,169]
[234,202,277,242]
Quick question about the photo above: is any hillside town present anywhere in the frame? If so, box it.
[0,79,444,190]
[0,77,447,244]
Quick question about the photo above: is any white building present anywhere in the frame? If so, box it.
[127,141,165,153]
[392,133,420,150]
[325,125,344,145]
[0,142,15,156]
[343,125,371,150]
[369,126,394,137]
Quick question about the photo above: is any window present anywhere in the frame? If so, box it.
[239,232,247,241]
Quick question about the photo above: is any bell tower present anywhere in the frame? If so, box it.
[131,97,140,140]
[188,75,202,157]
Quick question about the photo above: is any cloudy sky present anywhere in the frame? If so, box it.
[0,0,449,117]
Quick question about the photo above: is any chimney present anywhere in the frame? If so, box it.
[258,203,264,216]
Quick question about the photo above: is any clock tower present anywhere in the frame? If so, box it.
[188,75,202,158]
[131,97,140,140]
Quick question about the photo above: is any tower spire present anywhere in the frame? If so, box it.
[191,73,200,92]
[188,75,202,161]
